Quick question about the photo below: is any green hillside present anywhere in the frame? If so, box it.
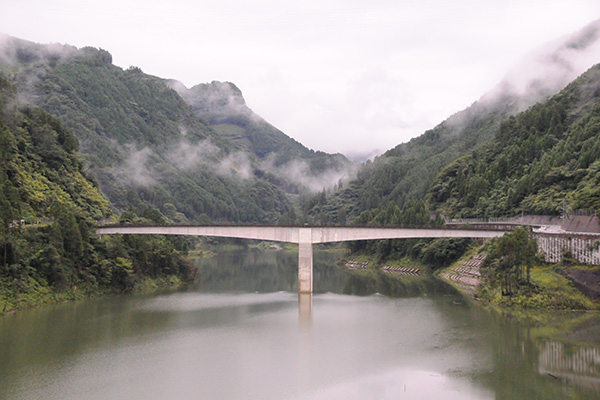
[0,77,193,313]
[0,37,293,223]
[301,87,526,224]
[303,20,600,223]
[168,80,355,193]
[428,64,600,217]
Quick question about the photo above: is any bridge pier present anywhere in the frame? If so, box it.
[298,228,313,293]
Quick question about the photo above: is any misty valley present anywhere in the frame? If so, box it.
[2,17,600,399]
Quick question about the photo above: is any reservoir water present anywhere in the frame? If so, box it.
[1,247,599,399]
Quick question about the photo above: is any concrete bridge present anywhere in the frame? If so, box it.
[96,224,508,293]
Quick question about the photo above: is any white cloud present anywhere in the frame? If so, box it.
[260,154,358,193]
[117,145,157,187]
[165,139,221,171]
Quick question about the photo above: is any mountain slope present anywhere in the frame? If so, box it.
[304,19,600,222]
[168,80,356,192]
[0,36,294,223]
[428,63,600,217]
[0,76,194,311]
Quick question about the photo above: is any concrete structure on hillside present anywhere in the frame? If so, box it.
[446,214,600,265]
[447,214,600,233]
[535,233,600,264]
[96,225,506,293]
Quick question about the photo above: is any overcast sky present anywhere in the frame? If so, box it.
[2,0,600,158]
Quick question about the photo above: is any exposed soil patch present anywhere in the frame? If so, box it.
[561,268,600,300]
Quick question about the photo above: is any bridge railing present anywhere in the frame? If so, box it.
[445,217,523,225]
[96,222,513,231]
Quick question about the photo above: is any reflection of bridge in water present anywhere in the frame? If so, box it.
[538,340,600,391]
[96,224,508,293]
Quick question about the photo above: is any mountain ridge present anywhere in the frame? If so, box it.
[303,19,600,223]
[167,79,356,191]
[0,36,355,223]
[428,63,600,217]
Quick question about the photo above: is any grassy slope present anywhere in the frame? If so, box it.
[439,248,599,310]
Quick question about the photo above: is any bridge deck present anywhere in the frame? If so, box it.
[96,224,509,294]
[96,224,508,243]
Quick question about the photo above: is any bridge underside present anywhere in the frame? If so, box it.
[97,225,506,293]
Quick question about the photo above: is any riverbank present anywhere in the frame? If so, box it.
[342,246,600,311]
[336,253,427,276]
[438,251,600,311]
[0,274,189,316]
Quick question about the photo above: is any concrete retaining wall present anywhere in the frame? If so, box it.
[534,233,600,265]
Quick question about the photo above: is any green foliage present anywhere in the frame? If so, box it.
[0,77,195,313]
[482,227,538,296]
[477,265,598,310]
[419,238,473,268]
[2,39,296,224]
[345,200,469,268]
[303,84,524,222]
[428,64,600,217]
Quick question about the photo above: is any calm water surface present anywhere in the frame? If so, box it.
[1,248,599,399]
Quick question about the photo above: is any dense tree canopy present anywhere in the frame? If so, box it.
[1,38,354,224]
[483,227,538,296]
[428,64,600,217]
[0,77,193,307]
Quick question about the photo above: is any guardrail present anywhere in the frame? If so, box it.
[445,217,524,225]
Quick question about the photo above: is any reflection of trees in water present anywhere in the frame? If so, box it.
[424,294,600,399]
[194,248,348,293]
[477,311,600,400]
[0,294,177,377]
[194,248,600,398]
[194,249,297,292]
[339,269,457,298]
[196,247,463,297]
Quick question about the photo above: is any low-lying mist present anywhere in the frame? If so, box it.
[112,135,357,194]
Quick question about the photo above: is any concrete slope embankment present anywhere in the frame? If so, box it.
[439,253,486,295]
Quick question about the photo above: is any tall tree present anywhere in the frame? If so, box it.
[487,227,537,295]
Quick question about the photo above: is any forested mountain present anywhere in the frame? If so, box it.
[428,63,600,217]
[303,20,600,223]
[0,76,193,310]
[0,36,352,223]
[334,62,600,272]
[168,80,353,192]
[2,19,599,229]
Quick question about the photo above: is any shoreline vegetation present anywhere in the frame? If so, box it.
[336,233,600,312]
[435,227,600,311]
[0,240,343,316]
[0,274,189,316]
[0,242,600,319]
[3,238,600,316]
[438,249,600,311]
